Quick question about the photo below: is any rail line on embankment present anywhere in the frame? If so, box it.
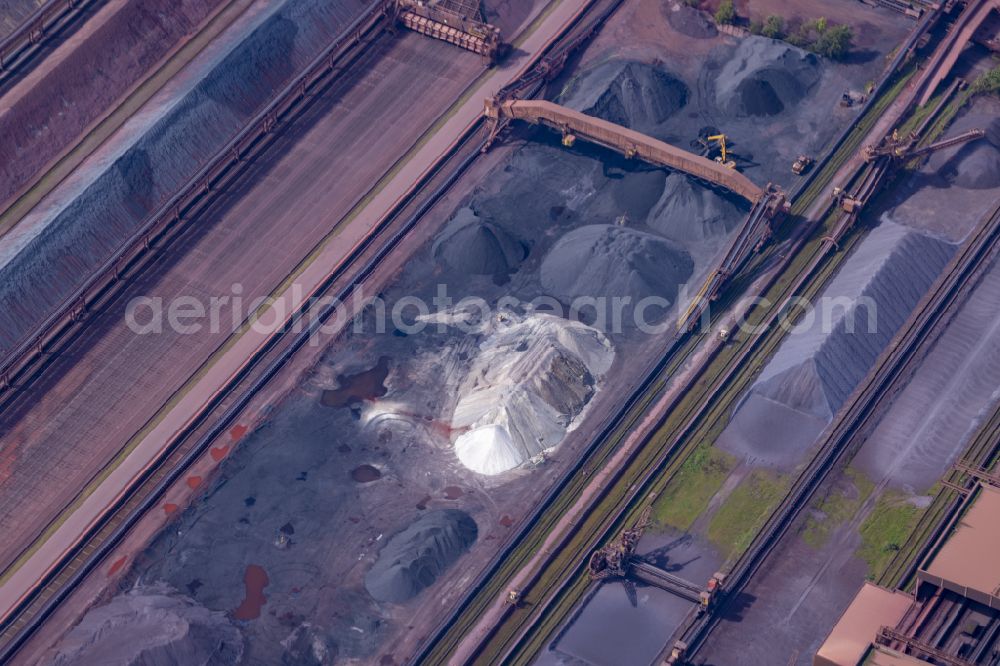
[0,0,621,659]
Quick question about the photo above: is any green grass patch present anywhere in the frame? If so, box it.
[707,468,790,559]
[802,468,874,548]
[857,491,921,580]
[650,444,736,531]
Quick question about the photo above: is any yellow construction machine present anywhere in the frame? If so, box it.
[708,134,737,169]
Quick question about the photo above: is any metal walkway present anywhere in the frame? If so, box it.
[629,560,703,604]
[487,98,765,204]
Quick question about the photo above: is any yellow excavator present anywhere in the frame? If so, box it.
[708,134,737,169]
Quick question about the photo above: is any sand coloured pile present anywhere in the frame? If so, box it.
[452,313,614,475]
[47,585,243,665]
[560,60,689,135]
[364,509,477,603]
[715,37,821,118]
[540,224,693,306]
[432,207,526,275]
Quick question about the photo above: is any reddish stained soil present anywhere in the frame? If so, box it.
[321,357,390,407]
[185,475,202,490]
[499,515,514,527]
[163,502,179,515]
[107,555,127,576]
[210,445,230,461]
[0,0,223,210]
[443,486,463,500]
[229,424,248,441]
[232,564,269,621]
[426,417,462,439]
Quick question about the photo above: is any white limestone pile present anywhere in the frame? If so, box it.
[451,313,614,475]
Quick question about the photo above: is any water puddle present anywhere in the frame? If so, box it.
[351,464,382,483]
[232,564,269,621]
[321,357,390,407]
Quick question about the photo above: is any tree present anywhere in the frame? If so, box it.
[714,0,736,25]
[972,66,1000,95]
[762,14,784,39]
[814,24,853,59]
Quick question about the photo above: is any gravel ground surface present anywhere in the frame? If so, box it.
[0,27,483,582]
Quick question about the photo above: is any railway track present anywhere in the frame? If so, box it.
[418,22,937,666]
[682,198,1000,660]
[482,174,880,665]
[0,0,953,661]
[424,7,981,661]
[0,117,498,663]
[0,0,614,658]
[0,0,396,408]
[0,0,103,88]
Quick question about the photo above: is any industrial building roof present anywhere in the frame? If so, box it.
[921,484,1000,608]
[814,583,914,666]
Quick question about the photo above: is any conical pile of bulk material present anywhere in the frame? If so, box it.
[646,173,746,248]
[559,60,689,135]
[942,118,1000,190]
[364,510,477,603]
[540,224,693,306]
[432,207,526,275]
[715,37,822,118]
[48,585,243,665]
[452,313,614,475]
[717,221,954,469]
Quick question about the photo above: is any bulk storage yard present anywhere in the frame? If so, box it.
[35,0,915,662]
[1,0,999,665]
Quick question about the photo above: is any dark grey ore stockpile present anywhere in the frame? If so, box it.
[718,221,955,469]
[0,0,369,353]
[364,509,478,603]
